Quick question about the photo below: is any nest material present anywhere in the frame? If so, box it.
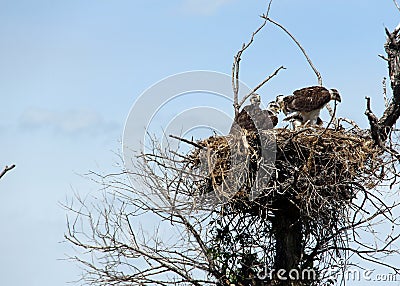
[188,127,382,215]
[183,126,386,285]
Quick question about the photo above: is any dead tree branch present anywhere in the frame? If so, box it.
[337,117,362,131]
[169,134,205,149]
[383,77,389,107]
[367,26,400,144]
[377,27,400,140]
[263,17,322,86]
[232,0,274,116]
[263,16,338,120]
[238,65,285,108]
[394,0,400,13]
[0,164,16,180]
[365,96,384,147]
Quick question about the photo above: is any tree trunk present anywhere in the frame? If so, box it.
[272,199,303,286]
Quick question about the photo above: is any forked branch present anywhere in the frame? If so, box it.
[0,164,16,180]
[232,0,274,116]
[367,25,400,143]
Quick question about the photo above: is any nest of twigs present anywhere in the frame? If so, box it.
[188,127,383,217]
[178,126,394,285]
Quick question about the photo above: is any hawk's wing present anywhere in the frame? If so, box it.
[230,105,275,134]
[288,86,331,112]
[293,86,328,97]
[233,108,256,133]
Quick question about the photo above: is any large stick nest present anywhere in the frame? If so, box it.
[187,127,383,218]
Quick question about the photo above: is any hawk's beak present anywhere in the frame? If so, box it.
[334,95,342,103]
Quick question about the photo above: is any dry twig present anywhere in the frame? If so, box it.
[0,164,16,180]
[232,0,274,116]
[238,65,285,109]
[394,0,400,13]
[263,17,322,86]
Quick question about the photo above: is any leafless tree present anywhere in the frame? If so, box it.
[65,3,400,286]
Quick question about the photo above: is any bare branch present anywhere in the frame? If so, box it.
[379,54,389,61]
[264,16,337,118]
[0,164,16,180]
[174,212,224,282]
[393,0,400,13]
[169,134,205,149]
[238,65,285,109]
[377,26,400,141]
[337,117,362,131]
[325,103,335,119]
[232,0,274,116]
[318,99,337,137]
[383,77,389,107]
[264,16,322,86]
[365,96,383,147]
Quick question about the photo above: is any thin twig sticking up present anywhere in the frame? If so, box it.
[263,16,339,120]
[238,66,286,108]
[263,17,322,86]
[366,26,400,145]
[394,0,400,13]
[232,0,274,116]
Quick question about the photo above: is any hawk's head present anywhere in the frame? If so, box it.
[267,101,281,115]
[275,95,286,110]
[329,89,341,102]
[250,93,261,106]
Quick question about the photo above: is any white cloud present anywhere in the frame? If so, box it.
[182,0,235,15]
[19,107,119,136]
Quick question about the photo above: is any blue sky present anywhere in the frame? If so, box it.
[0,0,399,285]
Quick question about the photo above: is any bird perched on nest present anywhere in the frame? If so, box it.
[266,101,280,127]
[276,86,341,128]
[230,93,279,135]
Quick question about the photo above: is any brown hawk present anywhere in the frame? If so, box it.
[276,86,341,127]
[230,93,279,134]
